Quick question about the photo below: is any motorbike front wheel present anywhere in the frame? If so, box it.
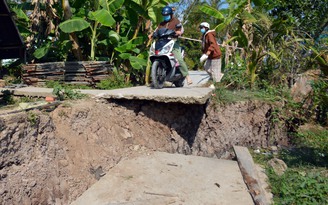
[151,61,166,89]
[174,77,185,87]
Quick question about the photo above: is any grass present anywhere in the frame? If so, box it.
[252,128,328,205]
[96,71,132,90]
[210,85,296,105]
[45,80,92,90]
[269,167,328,205]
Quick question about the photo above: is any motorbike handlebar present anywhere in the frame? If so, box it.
[152,28,177,39]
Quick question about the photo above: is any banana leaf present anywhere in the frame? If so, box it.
[129,56,147,70]
[59,18,90,33]
[33,42,51,59]
[199,5,224,20]
[91,9,115,27]
[108,0,125,14]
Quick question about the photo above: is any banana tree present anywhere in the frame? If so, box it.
[132,0,179,85]
[114,36,148,83]
[199,1,246,67]
[129,0,179,38]
[310,46,328,76]
[62,0,83,60]
[10,0,65,62]
[200,0,282,88]
[59,0,123,60]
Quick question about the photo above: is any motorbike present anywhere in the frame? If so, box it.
[149,28,185,89]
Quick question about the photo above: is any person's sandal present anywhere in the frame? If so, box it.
[187,81,193,85]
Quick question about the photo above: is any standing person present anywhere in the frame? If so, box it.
[199,22,223,88]
[148,6,193,85]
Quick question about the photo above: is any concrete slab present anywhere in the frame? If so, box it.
[91,86,213,104]
[185,70,210,87]
[71,152,254,205]
[0,71,213,104]
[0,86,213,104]
[0,87,54,97]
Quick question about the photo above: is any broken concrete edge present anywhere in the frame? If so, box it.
[0,88,56,98]
[101,92,213,105]
[233,145,272,205]
[1,87,214,105]
[0,89,211,104]
[99,87,213,105]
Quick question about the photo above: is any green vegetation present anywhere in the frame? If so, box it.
[270,130,328,205]
[288,130,328,167]
[0,90,37,108]
[45,80,91,90]
[252,128,328,205]
[5,0,328,88]
[96,69,132,90]
[27,111,38,126]
[52,84,87,101]
[7,0,177,86]
[210,87,260,104]
[0,90,15,106]
[46,80,89,100]
[211,83,298,106]
[269,168,328,205]
[310,79,328,125]
[214,83,327,204]
[4,0,328,203]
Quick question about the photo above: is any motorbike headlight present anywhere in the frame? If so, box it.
[159,41,174,55]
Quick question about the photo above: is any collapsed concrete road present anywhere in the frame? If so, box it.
[71,152,254,205]
[0,71,213,104]
[1,71,272,204]
[87,86,213,104]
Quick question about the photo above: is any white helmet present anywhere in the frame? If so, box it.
[199,22,210,29]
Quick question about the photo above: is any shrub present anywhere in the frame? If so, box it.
[0,90,15,105]
[96,70,131,90]
[52,85,87,101]
[269,168,328,205]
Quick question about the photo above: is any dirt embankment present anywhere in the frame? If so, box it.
[0,98,288,205]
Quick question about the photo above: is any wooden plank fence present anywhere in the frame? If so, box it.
[22,61,113,86]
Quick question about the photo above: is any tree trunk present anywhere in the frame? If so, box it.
[62,0,83,61]
[132,16,143,40]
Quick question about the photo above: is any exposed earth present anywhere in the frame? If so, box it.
[71,151,254,205]
[0,96,287,204]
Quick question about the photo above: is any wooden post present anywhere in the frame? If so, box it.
[233,146,271,205]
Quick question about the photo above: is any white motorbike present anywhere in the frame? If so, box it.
[149,28,185,89]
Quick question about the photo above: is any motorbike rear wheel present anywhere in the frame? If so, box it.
[151,60,166,89]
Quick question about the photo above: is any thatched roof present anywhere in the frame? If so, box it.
[0,0,25,60]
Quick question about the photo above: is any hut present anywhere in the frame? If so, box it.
[0,0,26,61]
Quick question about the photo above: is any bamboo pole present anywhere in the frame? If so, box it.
[179,36,243,50]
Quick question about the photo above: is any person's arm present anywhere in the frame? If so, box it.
[207,33,217,55]
[200,33,212,63]
[175,23,184,36]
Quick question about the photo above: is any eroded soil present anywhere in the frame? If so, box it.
[0,98,288,205]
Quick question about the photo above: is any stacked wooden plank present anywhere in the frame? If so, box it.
[22,61,113,86]
[84,61,113,82]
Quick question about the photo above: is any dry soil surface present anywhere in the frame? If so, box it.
[0,97,287,204]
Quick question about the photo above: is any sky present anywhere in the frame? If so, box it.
[170,0,229,22]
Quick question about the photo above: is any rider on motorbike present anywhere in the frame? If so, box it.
[148,6,193,85]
